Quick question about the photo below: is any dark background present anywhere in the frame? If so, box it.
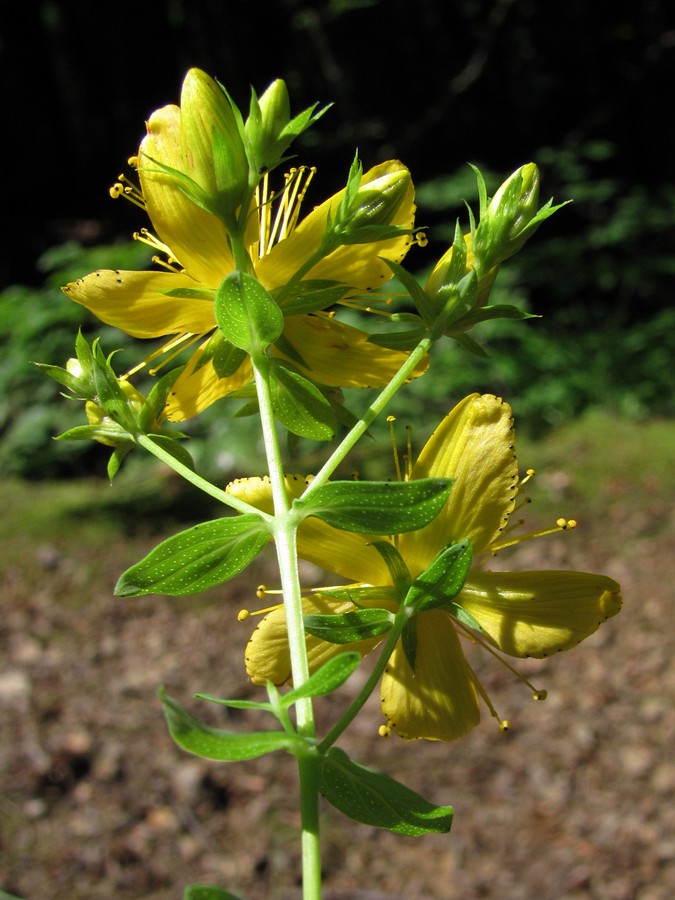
[4,0,673,294]
[1,0,673,479]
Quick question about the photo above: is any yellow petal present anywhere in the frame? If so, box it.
[280,314,427,388]
[139,104,235,287]
[381,610,480,741]
[245,595,383,685]
[254,161,415,291]
[400,394,517,574]
[164,347,253,421]
[459,570,623,658]
[63,270,216,338]
[226,475,392,584]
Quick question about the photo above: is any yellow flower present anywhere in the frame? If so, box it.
[63,70,422,422]
[229,394,622,742]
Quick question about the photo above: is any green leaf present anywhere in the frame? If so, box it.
[294,478,454,534]
[214,271,283,353]
[404,540,473,613]
[159,688,302,761]
[320,747,454,835]
[304,608,394,643]
[269,361,336,441]
[183,885,243,900]
[282,652,361,703]
[115,515,269,597]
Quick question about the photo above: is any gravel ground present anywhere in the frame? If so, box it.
[1,453,673,899]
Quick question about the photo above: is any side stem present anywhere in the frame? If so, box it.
[303,335,432,496]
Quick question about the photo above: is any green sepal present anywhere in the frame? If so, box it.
[36,329,97,399]
[294,477,454,534]
[451,331,490,358]
[370,540,411,595]
[193,330,248,378]
[162,287,216,301]
[277,279,350,316]
[115,515,269,597]
[139,368,184,431]
[269,360,336,441]
[159,688,303,761]
[404,540,473,613]
[91,344,138,433]
[198,653,361,712]
[214,271,284,353]
[107,444,132,481]
[381,257,437,325]
[304,608,394,643]
[145,433,195,472]
[447,303,537,333]
[55,423,131,443]
[367,326,427,351]
[183,885,243,900]
[314,584,397,605]
[401,617,417,672]
[320,747,454,835]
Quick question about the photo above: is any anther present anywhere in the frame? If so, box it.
[378,724,391,737]
[415,232,428,247]
[499,720,511,733]
[237,609,250,622]
[532,690,548,701]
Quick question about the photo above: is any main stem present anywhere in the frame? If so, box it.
[251,354,322,900]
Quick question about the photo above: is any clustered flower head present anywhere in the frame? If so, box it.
[229,394,622,742]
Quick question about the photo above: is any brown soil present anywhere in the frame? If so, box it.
[1,466,674,900]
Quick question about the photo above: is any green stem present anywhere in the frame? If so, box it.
[135,433,269,519]
[318,609,409,753]
[250,353,321,900]
[303,335,432,496]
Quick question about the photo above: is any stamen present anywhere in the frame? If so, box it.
[520,467,536,486]
[133,228,182,271]
[415,232,428,247]
[488,517,577,554]
[125,332,202,378]
[237,595,284,621]
[257,167,317,258]
[464,656,507,730]
[455,619,547,700]
[110,173,146,209]
[378,724,391,737]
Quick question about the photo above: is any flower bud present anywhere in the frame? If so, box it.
[474,163,542,268]
[179,68,249,218]
[245,79,291,172]
[331,159,413,245]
